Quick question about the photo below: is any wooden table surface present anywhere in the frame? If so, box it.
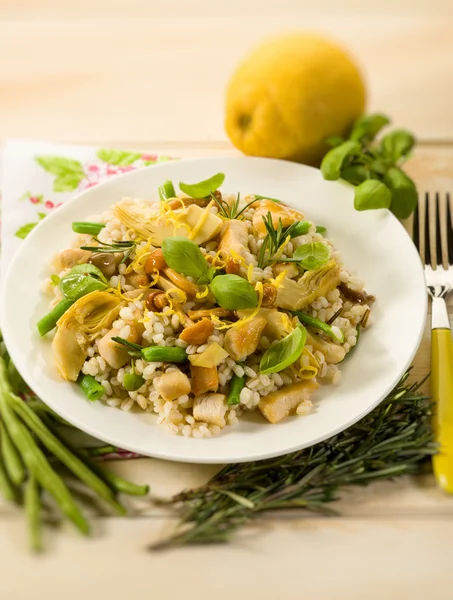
[0,2,452,599]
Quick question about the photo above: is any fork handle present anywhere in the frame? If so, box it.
[431,312,453,493]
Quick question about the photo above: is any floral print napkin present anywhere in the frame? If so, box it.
[1,139,172,458]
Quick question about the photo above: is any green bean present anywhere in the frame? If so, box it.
[37,298,74,336]
[8,393,126,516]
[25,475,42,552]
[78,374,104,401]
[0,437,20,504]
[141,346,188,363]
[7,360,26,395]
[0,385,89,535]
[285,221,310,237]
[158,180,176,201]
[227,374,246,405]
[85,445,120,457]
[0,420,26,485]
[123,372,145,391]
[72,221,106,235]
[291,311,345,343]
[26,400,75,427]
[96,467,150,496]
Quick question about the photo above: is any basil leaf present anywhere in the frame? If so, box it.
[162,236,210,279]
[325,135,344,148]
[354,180,392,211]
[341,164,371,185]
[59,273,107,301]
[380,129,415,163]
[67,263,108,284]
[179,172,225,198]
[209,274,258,310]
[383,167,418,220]
[293,242,330,270]
[197,266,216,285]
[349,114,390,143]
[316,225,327,234]
[259,325,307,374]
[320,141,361,181]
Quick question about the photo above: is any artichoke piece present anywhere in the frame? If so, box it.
[276,260,340,311]
[113,199,222,246]
[52,291,121,381]
[218,219,254,263]
[224,316,267,362]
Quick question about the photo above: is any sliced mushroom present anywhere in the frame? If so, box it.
[259,380,319,424]
[306,332,346,364]
[163,268,199,297]
[187,308,234,321]
[88,252,119,278]
[190,365,219,395]
[157,370,191,401]
[339,282,375,304]
[59,248,92,269]
[125,272,150,288]
[224,316,267,362]
[179,318,214,345]
[276,261,340,311]
[193,393,227,427]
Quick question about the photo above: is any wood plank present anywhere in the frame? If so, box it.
[0,515,452,600]
[0,16,452,143]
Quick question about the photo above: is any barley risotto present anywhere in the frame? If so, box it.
[38,173,374,438]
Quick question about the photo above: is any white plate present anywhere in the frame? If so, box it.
[1,157,427,464]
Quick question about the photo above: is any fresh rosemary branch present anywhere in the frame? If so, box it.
[257,213,302,268]
[151,371,436,550]
[80,238,136,263]
[210,192,256,220]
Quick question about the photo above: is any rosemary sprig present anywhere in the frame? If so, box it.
[210,192,257,220]
[80,238,136,263]
[151,371,436,550]
[257,213,301,269]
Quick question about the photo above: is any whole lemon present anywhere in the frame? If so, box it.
[225,33,366,165]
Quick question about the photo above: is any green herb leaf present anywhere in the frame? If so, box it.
[67,263,108,284]
[59,272,107,301]
[197,267,216,286]
[320,141,361,181]
[259,325,307,374]
[349,114,390,143]
[50,274,61,286]
[383,167,418,220]
[179,173,225,198]
[293,242,330,270]
[380,129,415,163]
[341,164,371,185]
[162,237,211,280]
[316,225,327,234]
[354,180,392,211]
[209,275,258,310]
[325,135,344,148]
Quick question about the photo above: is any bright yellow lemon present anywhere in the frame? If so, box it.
[225,33,366,165]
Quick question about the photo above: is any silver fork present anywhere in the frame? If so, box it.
[414,192,453,493]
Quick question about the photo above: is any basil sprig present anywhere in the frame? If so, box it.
[259,324,307,374]
[293,242,330,270]
[320,114,417,219]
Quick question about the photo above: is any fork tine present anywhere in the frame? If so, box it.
[413,194,420,251]
[435,192,444,268]
[447,192,453,266]
[424,192,431,266]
